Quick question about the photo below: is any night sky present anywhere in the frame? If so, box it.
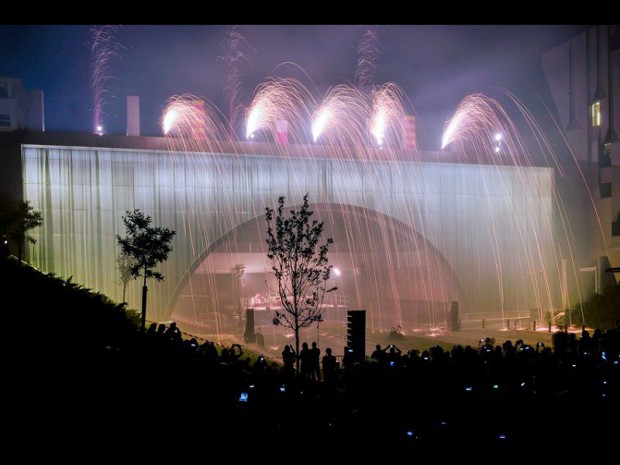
[0,25,587,148]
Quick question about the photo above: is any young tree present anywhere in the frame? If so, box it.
[0,196,43,264]
[265,193,336,376]
[116,209,176,329]
[116,250,135,302]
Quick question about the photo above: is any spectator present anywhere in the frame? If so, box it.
[156,324,166,338]
[371,344,385,363]
[300,342,311,380]
[145,323,157,337]
[322,347,338,385]
[385,344,402,366]
[311,341,321,381]
[229,343,243,361]
[164,322,182,342]
[201,340,218,362]
[282,344,296,372]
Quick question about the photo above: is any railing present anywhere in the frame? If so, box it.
[460,310,559,332]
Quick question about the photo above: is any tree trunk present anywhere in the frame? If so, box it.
[294,315,300,377]
[141,274,148,330]
[122,282,127,303]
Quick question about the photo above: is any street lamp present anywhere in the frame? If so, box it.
[231,264,246,333]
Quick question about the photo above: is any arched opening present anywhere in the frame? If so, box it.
[170,203,463,339]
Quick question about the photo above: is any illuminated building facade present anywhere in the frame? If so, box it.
[542,24,620,287]
[1,132,565,331]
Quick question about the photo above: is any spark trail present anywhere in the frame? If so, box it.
[354,27,379,90]
[312,85,369,144]
[90,25,123,135]
[370,83,407,148]
[220,25,254,139]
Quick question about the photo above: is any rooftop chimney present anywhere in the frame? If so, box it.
[126,95,140,136]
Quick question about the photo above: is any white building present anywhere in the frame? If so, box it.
[0,77,44,132]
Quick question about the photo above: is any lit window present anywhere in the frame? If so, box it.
[591,101,601,127]
[0,114,11,127]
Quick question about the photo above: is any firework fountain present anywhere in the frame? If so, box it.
[245,78,315,141]
[90,25,122,135]
[440,92,612,328]
[156,67,598,349]
[369,83,407,148]
[312,85,369,144]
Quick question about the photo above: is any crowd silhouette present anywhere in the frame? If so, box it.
[3,256,619,455]
[121,320,620,452]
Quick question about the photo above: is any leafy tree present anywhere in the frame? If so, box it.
[116,209,176,329]
[0,194,43,263]
[265,193,336,375]
[570,283,620,329]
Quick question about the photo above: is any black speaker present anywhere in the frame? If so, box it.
[244,308,256,343]
[449,301,459,331]
[346,310,366,362]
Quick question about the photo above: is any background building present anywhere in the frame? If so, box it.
[542,24,620,289]
[0,77,44,132]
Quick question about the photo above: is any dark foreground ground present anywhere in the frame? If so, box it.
[4,258,618,459]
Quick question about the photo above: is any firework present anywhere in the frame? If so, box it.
[245,78,315,142]
[311,105,332,143]
[161,94,228,143]
[162,95,205,136]
[90,25,123,135]
[369,83,407,148]
[311,85,369,144]
[150,70,601,338]
[220,25,254,138]
[354,27,379,90]
[440,93,521,157]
